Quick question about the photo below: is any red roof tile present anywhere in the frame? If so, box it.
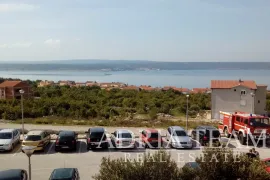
[211,80,257,89]
[192,88,211,93]
[0,81,21,87]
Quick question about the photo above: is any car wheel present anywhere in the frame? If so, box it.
[239,133,246,145]
[224,129,231,138]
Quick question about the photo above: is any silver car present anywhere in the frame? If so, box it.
[0,129,20,152]
[167,126,193,149]
[111,129,136,149]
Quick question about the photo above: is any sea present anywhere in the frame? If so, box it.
[0,69,270,88]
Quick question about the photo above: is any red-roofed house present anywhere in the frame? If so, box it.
[192,88,211,94]
[211,79,267,119]
[122,85,139,91]
[139,85,154,91]
[0,81,32,100]
[162,86,190,94]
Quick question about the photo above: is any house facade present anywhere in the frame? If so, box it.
[211,80,267,119]
[0,81,32,100]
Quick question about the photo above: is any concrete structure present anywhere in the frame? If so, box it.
[0,81,31,100]
[211,79,267,119]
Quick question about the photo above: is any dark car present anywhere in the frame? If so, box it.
[191,126,221,146]
[55,131,77,151]
[49,168,80,180]
[0,169,28,180]
[86,127,108,150]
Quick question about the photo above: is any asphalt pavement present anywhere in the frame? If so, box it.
[0,123,269,180]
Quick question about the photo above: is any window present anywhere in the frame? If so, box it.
[258,100,260,103]
[244,119,248,125]
[240,118,243,123]
[234,89,236,92]
[241,90,246,95]
[236,116,240,122]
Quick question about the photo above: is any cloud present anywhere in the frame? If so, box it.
[0,42,32,48]
[0,3,39,12]
[75,38,81,41]
[44,39,61,47]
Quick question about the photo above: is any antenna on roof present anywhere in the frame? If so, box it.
[239,78,243,83]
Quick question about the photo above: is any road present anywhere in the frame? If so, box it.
[0,123,269,180]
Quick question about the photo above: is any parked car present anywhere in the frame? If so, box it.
[140,129,163,148]
[191,126,221,146]
[22,130,50,152]
[111,129,136,149]
[166,126,192,149]
[55,131,77,151]
[49,168,80,180]
[263,158,270,173]
[0,169,28,180]
[0,129,20,152]
[86,127,108,150]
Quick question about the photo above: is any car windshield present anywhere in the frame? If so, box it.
[172,130,187,136]
[59,136,74,141]
[25,135,41,141]
[206,130,220,137]
[90,132,104,139]
[149,132,159,138]
[0,132,12,139]
[250,118,270,127]
[119,133,132,138]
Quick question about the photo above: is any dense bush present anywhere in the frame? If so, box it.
[0,85,211,120]
[94,149,270,180]
[184,148,270,180]
[93,150,181,180]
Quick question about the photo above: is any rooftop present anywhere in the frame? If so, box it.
[211,80,257,89]
[27,130,44,135]
[90,127,105,132]
[0,81,22,87]
[59,130,75,136]
[169,126,185,131]
[51,168,74,179]
[0,129,16,133]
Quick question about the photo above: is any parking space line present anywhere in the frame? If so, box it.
[77,140,82,153]
[46,142,54,154]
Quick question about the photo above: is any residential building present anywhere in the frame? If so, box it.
[162,86,190,94]
[122,85,139,90]
[58,80,75,86]
[0,81,31,100]
[38,80,54,87]
[139,85,154,91]
[86,81,98,87]
[191,88,211,94]
[211,79,267,119]
[75,82,86,87]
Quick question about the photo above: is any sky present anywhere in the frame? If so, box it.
[0,0,270,62]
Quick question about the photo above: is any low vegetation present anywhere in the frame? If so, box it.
[94,148,270,180]
[0,82,211,124]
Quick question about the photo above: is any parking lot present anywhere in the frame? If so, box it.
[0,123,270,179]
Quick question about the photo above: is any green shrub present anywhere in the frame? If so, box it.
[93,150,181,180]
